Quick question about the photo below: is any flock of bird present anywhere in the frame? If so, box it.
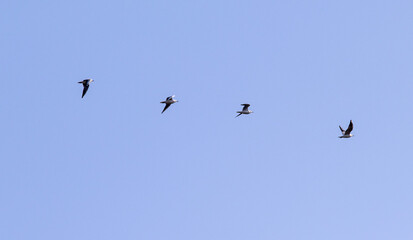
[78,78,354,138]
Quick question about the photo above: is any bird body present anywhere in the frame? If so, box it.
[339,120,353,138]
[236,104,253,117]
[78,79,94,98]
[161,95,178,113]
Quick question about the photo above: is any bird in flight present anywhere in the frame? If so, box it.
[339,120,353,138]
[236,104,253,117]
[78,79,94,98]
[160,95,178,113]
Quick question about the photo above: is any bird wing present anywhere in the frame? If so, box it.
[166,95,175,101]
[339,125,345,134]
[345,120,353,135]
[82,85,89,98]
[242,104,250,111]
[162,103,171,113]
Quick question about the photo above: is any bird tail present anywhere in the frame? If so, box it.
[235,113,242,117]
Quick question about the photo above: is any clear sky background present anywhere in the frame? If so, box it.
[1,0,413,239]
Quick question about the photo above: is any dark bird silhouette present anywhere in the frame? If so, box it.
[339,120,354,138]
[236,104,253,117]
[160,95,178,113]
[78,79,94,98]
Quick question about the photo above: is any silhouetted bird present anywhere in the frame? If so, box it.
[339,120,354,138]
[160,95,178,113]
[236,104,253,117]
[78,79,94,98]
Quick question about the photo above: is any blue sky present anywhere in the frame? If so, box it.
[1,0,413,239]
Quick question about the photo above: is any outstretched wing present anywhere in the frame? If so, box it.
[82,85,89,98]
[339,125,345,134]
[166,95,175,101]
[345,120,353,135]
[162,103,171,113]
[241,104,250,111]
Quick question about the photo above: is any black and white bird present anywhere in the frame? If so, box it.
[236,104,253,117]
[339,120,354,138]
[78,79,94,98]
[160,95,178,113]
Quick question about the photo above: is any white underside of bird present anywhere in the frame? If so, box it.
[236,110,252,114]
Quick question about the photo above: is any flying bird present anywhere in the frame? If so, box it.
[160,95,178,113]
[78,79,94,98]
[339,120,353,138]
[236,104,253,117]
